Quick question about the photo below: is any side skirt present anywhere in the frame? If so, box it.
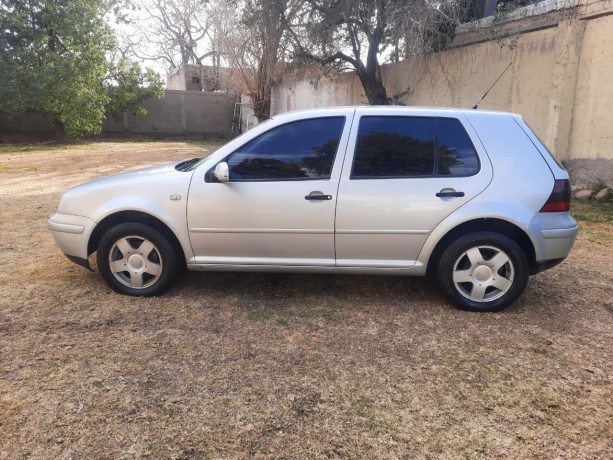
[186,263,426,276]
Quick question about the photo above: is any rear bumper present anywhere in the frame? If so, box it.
[531,257,565,275]
[529,212,578,273]
[540,227,578,239]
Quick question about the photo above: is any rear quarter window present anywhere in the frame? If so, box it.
[436,118,480,176]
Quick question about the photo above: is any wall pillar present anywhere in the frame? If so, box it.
[546,19,586,161]
[181,91,186,134]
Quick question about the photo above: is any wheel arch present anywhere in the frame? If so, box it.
[88,211,186,268]
[425,218,536,276]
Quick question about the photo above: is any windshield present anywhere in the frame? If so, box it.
[182,119,275,171]
[180,145,223,172]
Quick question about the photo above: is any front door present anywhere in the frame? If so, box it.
[187,113,352,266]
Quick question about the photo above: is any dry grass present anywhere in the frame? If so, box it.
[1,141,612,459]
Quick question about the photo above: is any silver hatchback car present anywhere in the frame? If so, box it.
[49,107,578,312]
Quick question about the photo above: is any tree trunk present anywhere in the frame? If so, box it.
[253,58,273,122]
[54,119,67,141]
[358,72,388,105]
[253,96,271,123]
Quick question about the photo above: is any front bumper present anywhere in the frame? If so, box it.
[48,213,96,269]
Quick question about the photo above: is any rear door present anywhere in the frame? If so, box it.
[335,108,493,268]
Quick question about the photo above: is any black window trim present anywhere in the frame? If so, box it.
[206,116,347,183]
[349,115,481,180]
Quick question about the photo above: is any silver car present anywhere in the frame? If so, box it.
[49,107,578,312]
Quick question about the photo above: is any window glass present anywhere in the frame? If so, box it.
[227,117,345,180]
[436,118,480,176]
[352,117,435,178]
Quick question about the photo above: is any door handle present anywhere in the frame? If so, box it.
[436,190,465,198]
[305,193,333,201]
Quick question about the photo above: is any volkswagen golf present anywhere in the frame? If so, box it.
[49,107,578,312]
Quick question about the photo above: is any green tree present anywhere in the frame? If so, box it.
[105,60,164,121]
[0,0,163,138]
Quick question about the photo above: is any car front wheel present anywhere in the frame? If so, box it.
[97,223,177,296]
[438,232,529,312]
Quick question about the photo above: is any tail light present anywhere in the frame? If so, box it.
[540,179,571,212]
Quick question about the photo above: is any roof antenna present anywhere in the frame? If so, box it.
[472,61,513,109]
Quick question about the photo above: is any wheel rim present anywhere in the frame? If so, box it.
[452,245,515,303]
[108,235,163,289]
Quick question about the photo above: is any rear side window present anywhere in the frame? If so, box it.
[351,116,479,179]
[226,117,345,181]
[352,117,435,178]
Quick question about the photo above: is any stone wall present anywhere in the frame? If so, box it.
[271,0,613,162]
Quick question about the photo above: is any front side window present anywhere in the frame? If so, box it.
[351,116,479,179]
[226,117,345,181]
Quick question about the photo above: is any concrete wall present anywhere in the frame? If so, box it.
[271,0,613,161]
[102,90,236,137]
[237,94,261,133]
[568,13,613,159]
[0,113,55,138]
[1,90,236,139]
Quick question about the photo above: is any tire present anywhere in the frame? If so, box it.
[438,232,529,312]
[97,223,177,296]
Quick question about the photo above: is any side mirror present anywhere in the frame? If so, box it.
[214,162,229,182]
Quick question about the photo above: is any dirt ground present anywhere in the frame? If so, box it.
[0,141,611,459]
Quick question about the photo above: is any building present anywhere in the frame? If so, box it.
[166,64,232,92]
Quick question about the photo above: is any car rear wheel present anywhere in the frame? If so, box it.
[97,223,177,296]
[438,232,529,312]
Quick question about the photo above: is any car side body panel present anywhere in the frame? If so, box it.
[49,163,194,265]
[415,111,576,270]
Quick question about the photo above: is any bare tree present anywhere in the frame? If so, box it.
[216,0,304,121]
[121,0,215,72]
[117,0,474,116]
[293,0,473,105]
[117,0,303,119]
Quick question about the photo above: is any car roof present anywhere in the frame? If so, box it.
[272,105,521,119]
